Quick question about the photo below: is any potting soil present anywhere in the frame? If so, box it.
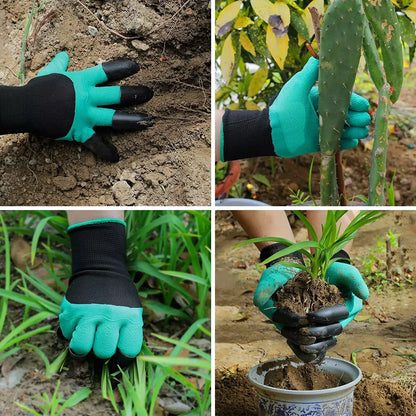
[273,271,345,315]
[263,360,344,390]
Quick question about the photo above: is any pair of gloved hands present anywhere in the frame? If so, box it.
[0,51,154,162]
[254,243,369,364]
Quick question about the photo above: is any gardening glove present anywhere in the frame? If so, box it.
[253,242,304,321]
[220,57,371,161]
[58,218,143,362]
[0,51,154,162]
[273,250,368,364]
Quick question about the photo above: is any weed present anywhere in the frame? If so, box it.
[357,230,414,291]
[15,380,91,415]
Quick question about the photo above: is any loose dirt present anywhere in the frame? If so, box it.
[273,272,345,315]
[263,360,344,390]
[215,211,416,416]
[0,0,210,206]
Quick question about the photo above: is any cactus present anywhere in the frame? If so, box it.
[362,16,386,91]
[318,0,365,205]
[368,84,393,205]
[362,0,403,103]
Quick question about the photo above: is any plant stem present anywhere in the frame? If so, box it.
[320,154,338,205]
[20,0,46,85]
[336,148,347,205]
[368,83,393,206]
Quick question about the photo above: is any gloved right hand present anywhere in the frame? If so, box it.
[0,51,154,162]
[220,57,371,161]
[58,218,143,363]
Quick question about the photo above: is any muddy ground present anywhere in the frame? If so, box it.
[0,0,210,206]
[215,211,416,416]
[217,69,416,206]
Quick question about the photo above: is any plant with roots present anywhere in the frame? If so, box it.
[236,210,384,281]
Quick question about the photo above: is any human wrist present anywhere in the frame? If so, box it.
[69,219,128,281]
[260,242,305,268]
[220,108,275,161]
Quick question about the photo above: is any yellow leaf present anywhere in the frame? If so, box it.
[251,0,290,26]
[266,24,288,69]
[227,103,240,110]
[391,0,399,6]
[240,31,256,56]
[405,0,416,25]
[248,67,268,97]
[246,101,261,110]
[303,0,324,39]
[298,33,306,46]
[216,1,242,36]
[221,34,235,84]
[235,16,253,29]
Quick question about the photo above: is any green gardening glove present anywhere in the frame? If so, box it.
[325,258,369,328]
[0,51,154,162]
[220,57,371,161]
[58,218,143,361]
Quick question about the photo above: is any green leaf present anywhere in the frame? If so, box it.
[61,387,91,409]
[290,10,309,40]
[398,14,416,47]
[252,173,271,187]
[142,300,192,321]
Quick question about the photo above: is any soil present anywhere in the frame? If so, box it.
[273,272,345,315]
[215,211,416,416]
[263,360,343,390]
[221,69,416,206]
[0,0,210,206]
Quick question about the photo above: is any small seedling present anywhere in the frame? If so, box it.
[14,380,91,416]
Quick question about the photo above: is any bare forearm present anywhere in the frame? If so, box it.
[67,210,125,225]
[232,210,295,251]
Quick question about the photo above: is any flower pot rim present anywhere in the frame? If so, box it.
[248,356,362,396]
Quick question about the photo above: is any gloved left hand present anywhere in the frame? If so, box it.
[0,51,154,162]
[58,218,143,361]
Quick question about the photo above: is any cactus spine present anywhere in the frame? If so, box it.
[319,0,364,205]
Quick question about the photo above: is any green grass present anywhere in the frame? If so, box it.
[0,210,211,415]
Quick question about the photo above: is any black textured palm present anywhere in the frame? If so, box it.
[273,304,349,364]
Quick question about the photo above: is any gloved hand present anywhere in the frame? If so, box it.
[0,51,154,162]
[58,218,143,362]
[220,57,371,161]
[254,243,368,363]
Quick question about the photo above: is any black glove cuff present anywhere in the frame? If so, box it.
[221,108,274,161]
[0,74,74,138]
[260,242,305,268]
[331,249,351,264]
[67,221,140,308]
